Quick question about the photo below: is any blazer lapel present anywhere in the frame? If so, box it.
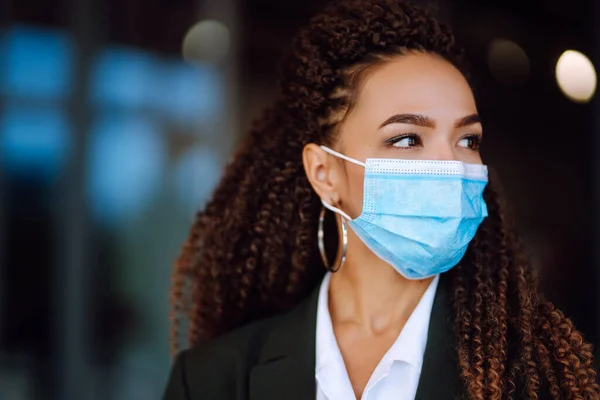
[415,274,463,400]
[249,283,321,400]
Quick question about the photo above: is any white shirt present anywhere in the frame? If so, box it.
[315,272,440,400]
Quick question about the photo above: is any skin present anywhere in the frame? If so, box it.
[302,52,484,399]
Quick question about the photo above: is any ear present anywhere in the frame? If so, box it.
[302,143,341,205]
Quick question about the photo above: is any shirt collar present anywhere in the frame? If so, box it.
[315,272,338,373]
[315,272,440,373]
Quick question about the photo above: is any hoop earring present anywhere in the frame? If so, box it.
[318,206,347,272]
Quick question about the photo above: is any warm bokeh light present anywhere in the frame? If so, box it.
[487,38,530,85]
[555,50,597,103]
[182,20,231,64]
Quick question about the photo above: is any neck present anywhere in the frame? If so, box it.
[328,229,434,334]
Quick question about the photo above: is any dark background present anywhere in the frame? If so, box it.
[0,0,598,399]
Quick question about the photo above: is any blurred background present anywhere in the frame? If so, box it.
[0,0,598,398]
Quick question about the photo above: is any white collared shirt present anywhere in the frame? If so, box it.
[315,272,440,400]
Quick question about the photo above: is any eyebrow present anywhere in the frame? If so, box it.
[454,114,481,128]
[378,113,481,129]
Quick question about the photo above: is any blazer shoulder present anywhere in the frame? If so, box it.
[163,314,283,400]
[163,284,322,400]
[188,313,282,368]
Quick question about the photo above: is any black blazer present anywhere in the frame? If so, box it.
[163,274,562,400]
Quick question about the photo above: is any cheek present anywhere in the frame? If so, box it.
[342,168,365,218]
[460,150,483,165]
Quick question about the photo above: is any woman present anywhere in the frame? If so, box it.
[164,0,599,398]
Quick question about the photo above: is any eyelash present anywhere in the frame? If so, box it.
[385,133,483,151]
[385,134,422,150]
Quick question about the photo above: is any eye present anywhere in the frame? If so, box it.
[458,134,482,151]
[386,134,423,148]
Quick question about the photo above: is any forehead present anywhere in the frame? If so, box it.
[353,52,476,118]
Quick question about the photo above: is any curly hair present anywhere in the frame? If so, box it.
[170,0,599,398]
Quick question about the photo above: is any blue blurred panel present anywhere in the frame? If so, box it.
[0,105,71,181]
[173,145,222,213]
[90,48,158,109]
[154,62,222,125]
[88,114,166,225]
[0,26,74,98]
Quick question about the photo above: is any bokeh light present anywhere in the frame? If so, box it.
[0,105,70,181]
[173,145,222,214]
[90,47,157,109]
[487,38,530,85]
[182,20,230,64]
[88,115,166,225]
[555,50,597,103]
[0,26,74,98]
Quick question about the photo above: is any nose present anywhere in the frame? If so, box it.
[426,138,457,161]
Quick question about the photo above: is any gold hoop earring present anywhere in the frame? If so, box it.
[318,206,347,272]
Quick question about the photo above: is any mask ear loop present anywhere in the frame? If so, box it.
[318,145,361,220]
[321,199,352,221]
[320,145,366,167]
[317,145,363,272]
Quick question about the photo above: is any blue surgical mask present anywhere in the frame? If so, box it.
[320,146,488,279]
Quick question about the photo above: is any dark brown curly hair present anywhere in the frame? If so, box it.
[170,0,599,398]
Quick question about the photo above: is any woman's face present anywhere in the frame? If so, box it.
[324,52,483,219]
